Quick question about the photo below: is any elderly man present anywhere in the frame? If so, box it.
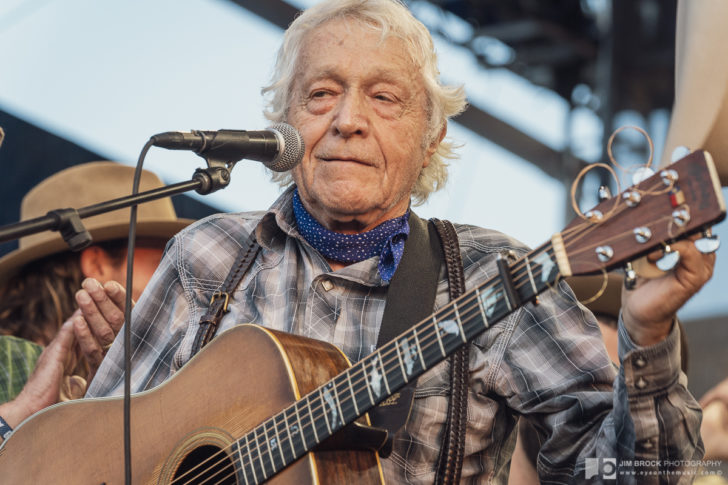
[85,0,713,483]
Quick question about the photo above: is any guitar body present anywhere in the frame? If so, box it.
[0,325,384,484]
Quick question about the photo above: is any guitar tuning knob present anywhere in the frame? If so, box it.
[656,244,681,271]
[632,167,655,185]
[624,262,637,290]
[671,145,691,162]
[695,229,720,254]
[598,185,612,202]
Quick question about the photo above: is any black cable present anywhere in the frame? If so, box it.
[123,139,155,484]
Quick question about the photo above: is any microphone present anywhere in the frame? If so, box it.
[150,123,304,172]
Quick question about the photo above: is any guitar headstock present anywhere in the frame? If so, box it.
[556,150,726,277]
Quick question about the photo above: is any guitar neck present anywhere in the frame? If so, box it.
[234,240,562,483]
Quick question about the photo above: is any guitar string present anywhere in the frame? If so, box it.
[175,179,683,484]
[562,213,677,264]
[552,179,682,275]
[559,178,669,244]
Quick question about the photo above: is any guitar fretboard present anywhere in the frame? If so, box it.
[234,241,561,484]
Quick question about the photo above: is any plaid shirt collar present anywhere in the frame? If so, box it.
[255,186,300,251]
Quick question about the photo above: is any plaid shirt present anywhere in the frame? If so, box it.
[0,335,43,404]
[87,187,702,484]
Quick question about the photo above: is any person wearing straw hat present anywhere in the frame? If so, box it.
[0,161,191,350]
[0,161,191,440]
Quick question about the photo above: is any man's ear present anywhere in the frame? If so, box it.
[423,123,447,168]
[79,246,113,280]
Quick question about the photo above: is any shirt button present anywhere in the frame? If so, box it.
[634,356,647,368]
[635,377,648,389]
[321,279,334,292]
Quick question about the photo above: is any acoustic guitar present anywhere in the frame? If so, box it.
[0,151,724,484]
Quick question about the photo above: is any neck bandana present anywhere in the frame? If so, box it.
[292,189,409,282]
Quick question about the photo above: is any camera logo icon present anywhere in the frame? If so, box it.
[585,457,617,479]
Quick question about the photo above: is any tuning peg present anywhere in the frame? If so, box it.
[598,185,612,201]
[656,244,681,271]
[632,167,655,185]
[671,145,691,162]
[624,262,637,290]
[695,229,720,254]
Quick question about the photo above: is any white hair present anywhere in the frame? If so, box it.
[261,0,468,205]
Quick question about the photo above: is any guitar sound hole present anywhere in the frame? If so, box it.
[172,445,238,485]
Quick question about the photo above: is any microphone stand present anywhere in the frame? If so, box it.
[0,165,231,247]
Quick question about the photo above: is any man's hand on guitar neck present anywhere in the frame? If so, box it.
[621,235,716,346]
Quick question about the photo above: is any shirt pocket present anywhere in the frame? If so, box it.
[389,362,451,479]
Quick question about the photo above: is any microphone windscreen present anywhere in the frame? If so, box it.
[268,123,305,172]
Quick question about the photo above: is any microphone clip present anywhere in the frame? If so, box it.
[193,166,231,195]
[193,131,233,172]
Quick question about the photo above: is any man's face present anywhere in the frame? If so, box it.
[105,242,166,301]
[287,18,438,233]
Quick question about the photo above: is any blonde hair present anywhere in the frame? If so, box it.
[261,0,467,205]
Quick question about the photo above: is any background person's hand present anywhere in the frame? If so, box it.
[73,278,128,381]
[0,318,76,435]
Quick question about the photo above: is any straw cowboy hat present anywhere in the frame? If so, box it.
[0,161,193,284]
[661,0,728,186]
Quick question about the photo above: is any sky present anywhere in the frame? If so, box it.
[0,0,725,321]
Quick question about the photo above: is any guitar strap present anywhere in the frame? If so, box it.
[431,218,469,485]
[368,213,442,455]
[369,215,468,485]
[191,232,261,356]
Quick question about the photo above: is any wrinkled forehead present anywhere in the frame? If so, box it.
[294,17,421,84]
[297,16,422,74]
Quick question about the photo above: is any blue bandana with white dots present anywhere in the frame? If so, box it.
[292,188,409,283]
